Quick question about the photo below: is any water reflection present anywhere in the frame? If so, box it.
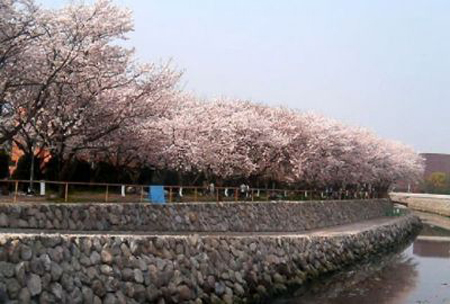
[275,251,419,304]
[413,237,450,258]
[275,223,450,304]
[419,224,450,237]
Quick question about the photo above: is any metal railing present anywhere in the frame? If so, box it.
[0,179,382,203]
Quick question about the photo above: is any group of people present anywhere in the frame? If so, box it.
[204,182,252,200]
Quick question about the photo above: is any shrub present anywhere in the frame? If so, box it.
[425,171,450,194]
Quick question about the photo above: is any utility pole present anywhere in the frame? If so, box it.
[28,139,35,195]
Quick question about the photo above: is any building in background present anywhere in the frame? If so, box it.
[418,153,450,194]
[392,153,450,193]
[421,153,450,179]
[8,142,51,177]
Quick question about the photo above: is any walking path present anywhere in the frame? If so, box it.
[416,235,450,242]
[0,216,398,238]
[412,211,450,231]
[391,192,450,200]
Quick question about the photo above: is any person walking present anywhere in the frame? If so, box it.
[209,182,215,197]
[240,183,247,200]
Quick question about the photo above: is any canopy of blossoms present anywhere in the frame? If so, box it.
[1,0,424,188]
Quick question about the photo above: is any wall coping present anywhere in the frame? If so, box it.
[1,198,389,206]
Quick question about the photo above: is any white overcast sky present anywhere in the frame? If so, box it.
[40,0,450,153]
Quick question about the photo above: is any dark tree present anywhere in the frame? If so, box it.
[0,150,10,179]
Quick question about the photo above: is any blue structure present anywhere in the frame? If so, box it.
[148,185,165,204]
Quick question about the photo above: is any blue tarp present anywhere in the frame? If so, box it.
[149,185,165,204]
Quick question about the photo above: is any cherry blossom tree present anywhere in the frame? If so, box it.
[144,98,424,189]
[3,0,423,189]
[0,0,43,144]
[143,98,289,186]
[7,0,181,180]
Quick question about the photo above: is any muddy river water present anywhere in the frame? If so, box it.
[275,222,450,304]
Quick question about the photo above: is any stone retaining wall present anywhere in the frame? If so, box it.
[0,199,392,232]
[0,214,421,303]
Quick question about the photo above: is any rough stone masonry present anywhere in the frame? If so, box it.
[0,199,421,303]
[0,199,391,232]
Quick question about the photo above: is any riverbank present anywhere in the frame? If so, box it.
[390,192,450,217]
[0,213,420,303]
[410,211,450,231]
[275,221,450,304]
